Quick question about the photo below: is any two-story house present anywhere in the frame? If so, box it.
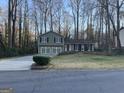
[38,31,95,57]
[38,31,64,57]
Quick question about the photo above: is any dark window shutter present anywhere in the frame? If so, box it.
[54,37,56,43]
[40,37,42,43]
[47,37,49,43]
[61,38,63,43]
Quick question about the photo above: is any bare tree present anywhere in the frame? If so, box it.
[18,1,22,48]
[70,0,81,40]
[23,0,29,48]
[55,0,63,34]
[11,0,18,47]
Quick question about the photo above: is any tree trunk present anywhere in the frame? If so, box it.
[19,5,22,48]
[50,0,53,32]
[12,19,16,47]
[58,16,61,34]
[8,0,12,48]
[116,0,121,50]
[76,4,79,40]
[44,12,47,33]
[40,12,43,34]
[11,0,17,48]
[4,22,8,45]
[106,0,112,54]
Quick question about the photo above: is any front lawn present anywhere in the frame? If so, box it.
[51,53,124,69]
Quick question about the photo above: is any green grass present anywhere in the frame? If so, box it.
[51,53,124,69]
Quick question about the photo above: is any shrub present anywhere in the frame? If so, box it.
[33,56,50,66]
[0,48,19,57]
[112,48,124,55]
[0,47,37,58]
[94,48,104,52]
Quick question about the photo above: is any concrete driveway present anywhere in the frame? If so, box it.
[0,56,34,71]
[0,70,124,93]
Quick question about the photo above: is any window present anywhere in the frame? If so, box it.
[57,47,62,53]
[75,44,78,51]
[53,47,57,54]
[64,45,67,51]
[54,37,62,43]
[47,37,49,43]
[46,47,50,54]
[42,37,46,43]
[41,47,45,54]
[41,47,51,54]
[56,38,61,43]
[69,45,72,51]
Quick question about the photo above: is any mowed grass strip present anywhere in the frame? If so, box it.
[51,53,124,69]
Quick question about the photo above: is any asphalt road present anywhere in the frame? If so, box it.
[0,70,124,93]
[0,56,34,71]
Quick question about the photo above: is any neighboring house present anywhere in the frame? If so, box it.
[115,27,124,48]
[119,27,124,47]
[38,31,95,57]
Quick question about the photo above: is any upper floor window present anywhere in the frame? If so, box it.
[41,37,47,43]
[54,37,63,43]
[56,38,60,43]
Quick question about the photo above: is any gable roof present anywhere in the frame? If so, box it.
[39,31,64,38]
[119,27,124,32]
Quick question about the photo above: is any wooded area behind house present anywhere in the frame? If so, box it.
[0,0,124,57]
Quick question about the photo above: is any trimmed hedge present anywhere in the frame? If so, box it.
[33,56,50,66]
[0,47,37,58]
[111,48,124,55]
